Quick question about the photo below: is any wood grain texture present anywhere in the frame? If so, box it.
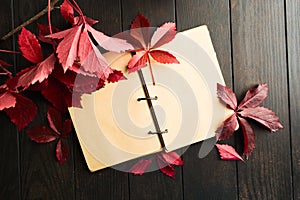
[121,1,183,199]
[0,0,20,199]
[286,1,300,199]
[176,1,237,199]
[230,1,292,199]
[13,1,75,199]
[73,1,129,199]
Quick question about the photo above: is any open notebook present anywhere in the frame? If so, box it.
[69,25,232,172]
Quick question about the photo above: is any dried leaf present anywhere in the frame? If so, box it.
[18,28,43,64]
[150,50,179,64]
[26,126,59,143]
[129,159,153,175]
[238,84,268,110]
[56,139,70,164]
[0,91,16,110]
[215,144,244,161]
[238,117,255,158]
[4,94,37,130]
[239,107,283,132]
[216,114,238,141]
[217,83,237,110]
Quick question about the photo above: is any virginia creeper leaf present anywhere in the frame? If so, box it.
[157,154,175,179]
[150,50,179,64]
[161,151,184,166]
[129,159,153,175]
[18,28,43,64]
[215,144,244,162]
[216,114,238,141]
[127,51,148,73]
[239,107,283,132]
[238,84,268,110]
[56,139,70,164]
[238,117,255,158]
[60,0,74,23]
[47,106,63,134]
[37,24,60,44]
[130,13,150,48]
[217,83,237,110]
[0,91,16,110]
[26,126,59,143]
[151,22,176,49]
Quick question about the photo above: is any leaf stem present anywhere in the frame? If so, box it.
[146,53,155,85]
[0,0,60,41]
[48,0,53,35]
[0,49,20,54]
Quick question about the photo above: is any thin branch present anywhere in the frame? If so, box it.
[1,0,60,41]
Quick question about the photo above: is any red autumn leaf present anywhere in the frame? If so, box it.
[60,0,74,23]
[47,106,63,134]
[16,53,56,89]
[0,91,16,110]
[129,158,153,175]
[4,93,37,130]
[56,139,70,164]
[18,28,43,64]
[26,126,59,143]
[150,50,179,64]
[217,83,237,110]
[130,13,150,48]
[37,24,60,44]
[216,114,238,141]
[160,151,184,166]
[151,22,176,49]
[239,107,283,132]
[61,119,72,136]
[157,154,175,179]
[238,117,256,158]
[107,70,126,83]
[128,51,148,73]
[238,84,268,110]
[215,144,244,162]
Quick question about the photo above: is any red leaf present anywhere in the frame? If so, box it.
[60,0,74,23]
[239,107,283,132]
[26,126,59,143]
[47,106,63,134]
[18,28,43,64]
[127,51,148,73]
[238,84,268,110]
[238,117,256,158]
[107,70,125,83]
[216,114,238,140]
[150,50,179,64]
[157,154,175,179]
[130,13,150,48]
[160,152,184,166]
[56,139,70,164]
[47,25,82,71]
[4,94,37,130]
[217,83,237,110]
[37,24,60,44]
[129,158,153,175]
[16,53,56,89]
[215,144,244,162]
[151,22,176,49]
[61,119,72,136]
[0,91,16,110]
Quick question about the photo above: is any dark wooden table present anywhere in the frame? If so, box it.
[0,0,299,199]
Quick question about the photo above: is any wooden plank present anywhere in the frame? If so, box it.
[176,0,237,199]
[286,1,300,199]
[121,1,183,199]
[230,1,292,199]
[73,1,129,199]
[0,0,20,199]
[12,1,75,199]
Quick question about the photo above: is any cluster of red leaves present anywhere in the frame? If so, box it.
[123,13,179,84]
[129,151,184,178]
[215,83,283,160]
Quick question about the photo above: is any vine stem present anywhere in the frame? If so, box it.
[0,0,60,41]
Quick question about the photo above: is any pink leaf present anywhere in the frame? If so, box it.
[130,13,150,48]
[60,0,74,23]
[215,144,244,162]
[151,22,176,49]
[217,83,237,110]
[127,51,148,73]
[238,117,256,158]
[47,106,63,134]
[129,158,153,175]
[150,50,179,64]
[160,151,184,166]
[157,154,175,179]
[0,91,16,110]
[4,94,37,130]
[26,126,59,143]
[107,70,125,83]
[216,114,238,140]
[56,139,70,164]
[16,53,56,89]
[238,84,268,110]
[239,107,283,132]
[18,28,43,64]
